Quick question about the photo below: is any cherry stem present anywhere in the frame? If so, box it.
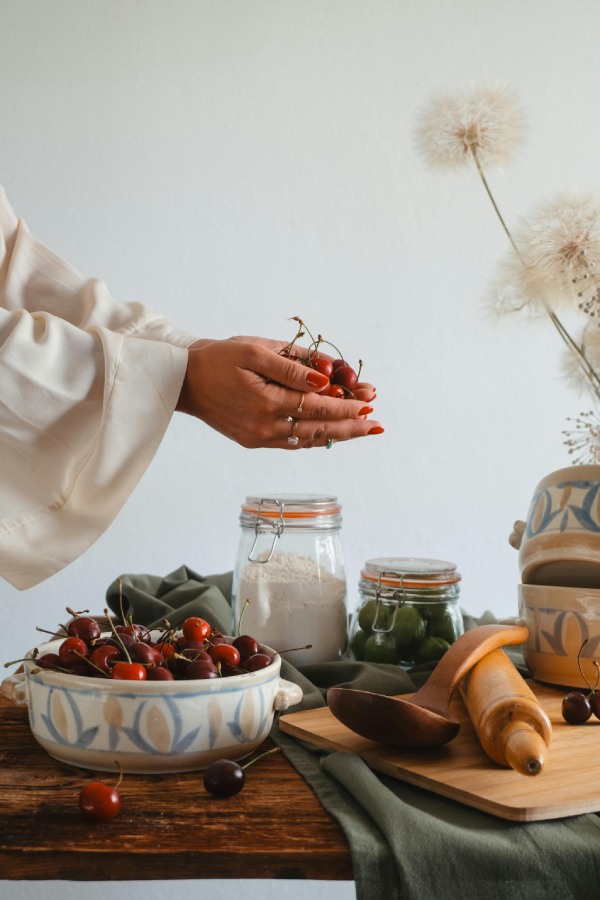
[36,625,69,637]
[73,649,111,678]
[65,607,90,618]
[237,598,251,637]
[103,608,132,664]
[576,639,594,693]
[278,643,313,654]
[239,746,281,771]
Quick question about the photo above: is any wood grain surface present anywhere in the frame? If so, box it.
[280,681,600,822]
[0,697,353,881]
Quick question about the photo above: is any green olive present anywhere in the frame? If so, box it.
[410,636,451,664]
[428,608,461,644]
[350,627,369,660]
[358,599,392,632]
[364,632,398,664]
[390,605,426,649]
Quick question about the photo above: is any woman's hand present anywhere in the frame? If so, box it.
[177,337,383,449]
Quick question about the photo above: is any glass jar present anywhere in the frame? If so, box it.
[232,494,347,666]
[348,557,463,666]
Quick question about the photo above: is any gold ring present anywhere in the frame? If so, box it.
[297,393,305,414]
[284,415,294,423]
[287,418,300,446]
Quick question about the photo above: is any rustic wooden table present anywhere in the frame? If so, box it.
[0,696,353,881]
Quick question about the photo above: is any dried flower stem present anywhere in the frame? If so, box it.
[471,147,600,401]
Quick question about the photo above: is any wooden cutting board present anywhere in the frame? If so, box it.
[279,681,600,822]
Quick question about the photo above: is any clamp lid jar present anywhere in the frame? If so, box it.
[349,557,463,666]
[232,494,347,666]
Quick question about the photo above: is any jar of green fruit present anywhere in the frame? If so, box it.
[348,557,463,666]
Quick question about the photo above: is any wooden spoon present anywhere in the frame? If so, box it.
[327,623,528,749]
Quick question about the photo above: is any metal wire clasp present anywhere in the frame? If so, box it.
[247,498,285,563]
[372,570,406,633]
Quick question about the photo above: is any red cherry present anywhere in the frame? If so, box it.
[331,365,358,390]
[146,666,175,681]
[88,645,121,675]
[309,357,334,379]
[79,781,122,821]
[58,636,89,667]
[208,644,241,668]
[232,635,261,660]
[110,661,147,681]
[128,642,157,666]
[244,653,272,671]
[185,660,219,679]
[327,383,345,399]
[67,616,101,644]
[182,617,212,642]
[36,652,63,671]
[331,358,349,371]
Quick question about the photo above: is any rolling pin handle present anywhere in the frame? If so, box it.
[503,722,547,777]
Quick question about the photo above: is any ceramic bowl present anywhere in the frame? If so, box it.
[518,583,600,687]
[512,464,600,586]
[0,636,302,773]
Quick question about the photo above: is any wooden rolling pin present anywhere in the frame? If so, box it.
[459,648,552,776]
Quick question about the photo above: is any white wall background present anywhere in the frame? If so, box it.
[2,1,600,898]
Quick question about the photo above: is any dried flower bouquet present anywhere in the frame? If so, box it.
[416,86,600,462]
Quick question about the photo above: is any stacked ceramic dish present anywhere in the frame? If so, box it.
[511,464,600,688]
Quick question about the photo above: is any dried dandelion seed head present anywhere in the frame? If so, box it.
[511,194,600,316]
[486,254,547,318]
[561,325,600,391]
[414,86,524,170]
[563,410,600,464]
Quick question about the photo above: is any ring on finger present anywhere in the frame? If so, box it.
[326,438,335,450]
[287,418,300,446]
[297,393,305,414]
[284,415,294,423]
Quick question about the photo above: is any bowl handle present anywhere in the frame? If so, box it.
[274,678,303,712]
[1,671,28,707]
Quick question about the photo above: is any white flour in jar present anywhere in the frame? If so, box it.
[236,551,347,666]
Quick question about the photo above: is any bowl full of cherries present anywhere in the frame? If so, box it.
[1,608,302,774]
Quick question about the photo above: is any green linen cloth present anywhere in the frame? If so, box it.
[106,566,600,900]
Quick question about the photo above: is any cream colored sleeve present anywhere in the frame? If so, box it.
[0,188,191,589]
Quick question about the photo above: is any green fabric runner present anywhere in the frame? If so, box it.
[106,566,600,900]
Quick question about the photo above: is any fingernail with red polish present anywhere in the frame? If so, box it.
[359,406,374,415]
[368,426,384,435]
[306,371,329,388]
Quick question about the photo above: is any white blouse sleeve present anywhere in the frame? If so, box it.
[0,188,192,589]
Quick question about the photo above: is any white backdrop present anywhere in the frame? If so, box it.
[2,2,599,899]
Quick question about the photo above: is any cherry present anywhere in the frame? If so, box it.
[36,652,63,671]
[233,635,260,660]
[128,642,157,666]
[562,691,592,724]
[182,617,211,643]
[79,777,122,821]
[58,636,89,667]
[309,356,334,379]
[185,660,219,679]
[67,616,101,645]
[110,661,147,681]
[331,364,358,390]
[244,653,272,672]
[327,384,345,399]
[331,358,349,371]
[208,644,241,668]
[203,747,280,798]
[146,666,174,681]
[203,759,245,798]
[88,645,121,675]
[561,640,600,724]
